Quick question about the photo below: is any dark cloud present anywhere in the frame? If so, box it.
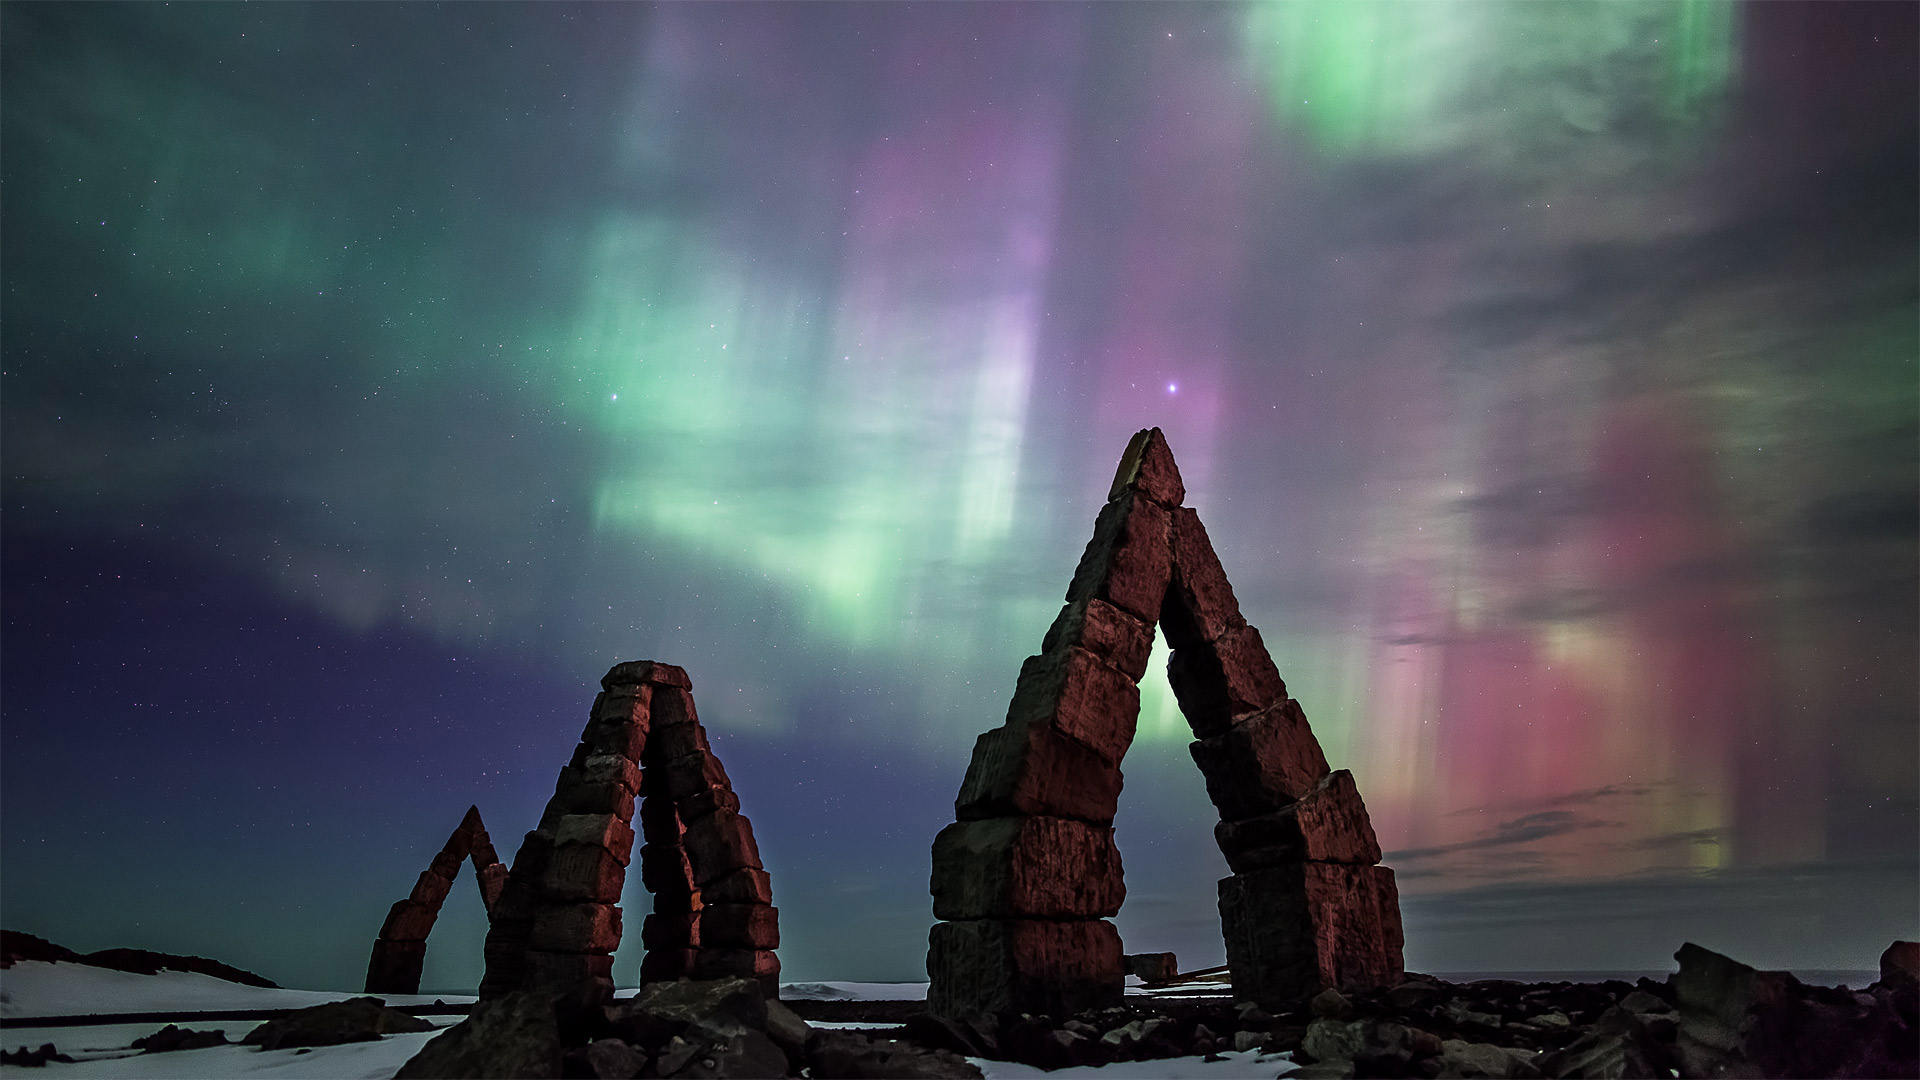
[1388,810,1616,863]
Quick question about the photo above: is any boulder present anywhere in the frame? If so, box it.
[666,1029,789,1078]
[1124,951,1179,983]
[242,996,435,1050]
[1537,1006,1670,1078]
[1668,941,1801,1077]
[1881,941,1919,986]
[581,1037,648,1078]
[396,991,563,1078]
[930,816,1125,920]
[1436,1039,1541,1079]
[1301,1017,1415,1073]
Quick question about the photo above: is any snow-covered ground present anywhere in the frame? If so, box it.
[0,963,1299,1078]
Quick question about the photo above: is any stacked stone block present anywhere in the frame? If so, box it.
[928,428,1403,1017]
[365,805,507,995]
[478,660,779,1005]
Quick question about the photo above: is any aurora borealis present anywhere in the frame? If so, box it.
[3,2,1914,992]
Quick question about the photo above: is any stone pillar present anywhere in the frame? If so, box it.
[365,805,506,996]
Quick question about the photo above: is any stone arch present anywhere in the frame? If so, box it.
[365,805,508,995]
[927,429,1403,1016]
[477,661,780,1005]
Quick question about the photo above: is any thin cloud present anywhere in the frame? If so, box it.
[1388,810,1615,862]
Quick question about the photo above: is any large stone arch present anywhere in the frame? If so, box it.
[927,429,1403,1016]
[365,806,509,995]
[477,661,780,1005]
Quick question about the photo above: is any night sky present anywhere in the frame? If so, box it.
[3,2,1914,995]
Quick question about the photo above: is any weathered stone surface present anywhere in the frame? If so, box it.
[603,660,692,690]
[579,753,643,794]
[592,686,653,726]
[380,900,439,943]
[703,867,774,906]
[553,814,637,865]
[1881,940,1919,985]
[1669,941,1803,1078]
[1539,1005,1670,1079]
[647,685,701,727]
[1218,863,1404,1008]
[552,770,637,819]
[579,718,648,760]
[642,912,700,950]
[582,1038,648,1080]
[640,843,696,896]
[1124,952,1179,983]
[396,989,562,1079]
[242,997,434,1050]
[529,903,623,953]
[683,809,764,881]
[654,751,734,803]
[522,950,615,1001]
[701,903,780,950]
[1041,598,1156,682]
[1004,648,1140,766]
[677,785,742,824]
[640,947,697,984]
[131,1025,230,1053]
[1166,625,1287,737]
[1064,492,1174,624]
[1435,1039,1541,1079]
[648,716,711,761]
[688,947,781,985]
[542,843,628,903]
[364,939,428,995]
[927,918,1124,1018]
[954,716,1123,824]
[408,864,456,907]
[638,796,685,845]
[1160,506,1246,651]
[1106,427,1185,507]
[1189,699,1331,820]
[1213,770,1381,870]
[930,817,1124,920]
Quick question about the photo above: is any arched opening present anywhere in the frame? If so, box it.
[364,806,506,996]
[927,428,1404,1016]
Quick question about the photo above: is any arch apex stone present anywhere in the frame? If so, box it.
[1108,426,1185,506]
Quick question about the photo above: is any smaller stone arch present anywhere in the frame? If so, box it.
[477,661,780,1005]
[365,805,508,995]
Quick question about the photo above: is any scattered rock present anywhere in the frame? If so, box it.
[0,1043,75,1067]
[1125,951,1179,983]
[1882,941,1919,987]
[131,1024,230,1053]
[806,1030,984,1078]
[242,996,434,1050]
[580,1037,648,1078]
[1312,988,1354,1019]
[1537,1006,1669,1079]
[1436,1039,1540,1079]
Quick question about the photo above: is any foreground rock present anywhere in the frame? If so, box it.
[132,1024,231,1053]
[241,996,434,1050]
[398,976,981,1079]
[0,1043,75,1066]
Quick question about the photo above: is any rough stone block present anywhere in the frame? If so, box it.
[1125,952,1180,983]
[1005,647,1140,766]
[1041,597,1156,682]
[408,870,454,908]
[1065,492,1174,624]
[641,912,700,950]
[647,716,710,761]
[1217,863,1404,1009]
[592,685,653,726]
[1214,770,1381,870]
[477,863,509,913]
[652,750,733,802]
[638,796,685,845]
[1160,507,1247,651]
[927,918,1125,1018]
[703,866,775,906]
[578,753,642,794]
[364,939,428,995]
[551,769,636,819]
[639,844,696,897]
[640,948,696,984]
[647,686,700,727]
[688,948,781,984]
[1166,625,1287,737]
[682,809,764,882]
[530,903,623,953]
[1106,427,1186,507]
[521,950,614,1002]
[931,816,1125,920]
[677,785,742,824]
[428,849,465,879]
[1189,699,1331,820]
[379,900,439,943]
[701,903,780,949]
[552,813,636,865]
[602,660,692,690]
[954,717,1124,825]
[579,717,648,760]
[542,843,628,903]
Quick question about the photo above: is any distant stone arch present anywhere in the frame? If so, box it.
[477,662,779,1005]
[365,806,508,995]
[927,428,1403,1016]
